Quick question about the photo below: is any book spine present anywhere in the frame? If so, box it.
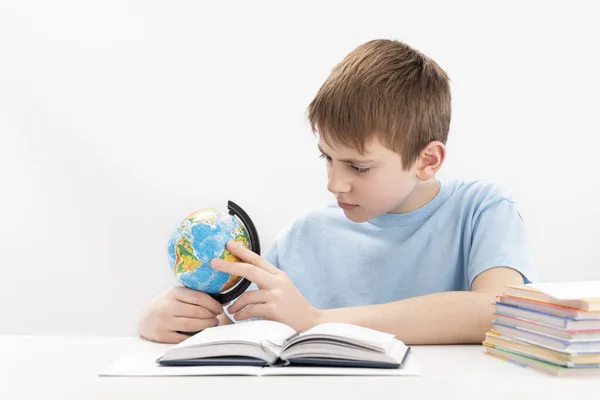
[260,339,285,365]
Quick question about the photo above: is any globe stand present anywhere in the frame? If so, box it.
[209,200,260,304]
[177,200,260,336]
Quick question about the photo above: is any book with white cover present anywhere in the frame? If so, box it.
[157,320,411,369]
[100,321,419,377]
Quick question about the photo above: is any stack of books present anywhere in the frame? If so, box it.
[483,281,600,376]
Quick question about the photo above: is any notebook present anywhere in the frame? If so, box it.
[493,313,600,341]
[492,322,600,353]
[503,281,600,311]
[484,331,600,366]
[494,302,600,330]
[157,320,411,369]
[497,296,600,319]
[484,346,600,377]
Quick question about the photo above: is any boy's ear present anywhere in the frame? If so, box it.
[416,141,445,180]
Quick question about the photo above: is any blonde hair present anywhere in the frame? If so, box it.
[307,39,451,169]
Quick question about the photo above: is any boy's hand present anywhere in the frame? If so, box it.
[210,240,322,332]
[138,286,224,344]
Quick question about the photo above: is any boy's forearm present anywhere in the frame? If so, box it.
[316,291,496,345]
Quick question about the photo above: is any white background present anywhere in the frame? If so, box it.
[1,0,599,336]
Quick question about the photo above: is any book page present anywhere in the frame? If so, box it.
[172,320,296,350]
[296,322,397,350]
[528,281,600,300]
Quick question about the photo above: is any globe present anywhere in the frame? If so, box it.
[167,201,259,304]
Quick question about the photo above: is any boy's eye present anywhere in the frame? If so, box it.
[320,153,370,174]
[319,153,332,162]
[349,165,370,174]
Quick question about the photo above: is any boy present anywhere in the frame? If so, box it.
[138,39,535,345]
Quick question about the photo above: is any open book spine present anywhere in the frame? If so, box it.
[259,332,300,366]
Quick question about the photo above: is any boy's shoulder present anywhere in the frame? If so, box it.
[436,178,524,231]
[449,178,518,204]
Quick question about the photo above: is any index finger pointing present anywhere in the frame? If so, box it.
[210,259,272,288]
[226,240,280,274]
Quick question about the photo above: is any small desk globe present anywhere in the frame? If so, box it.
[167,201,259,304]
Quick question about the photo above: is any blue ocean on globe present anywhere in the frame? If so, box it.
[167,208,250,294]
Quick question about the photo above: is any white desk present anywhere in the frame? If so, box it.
[0,336,594,400]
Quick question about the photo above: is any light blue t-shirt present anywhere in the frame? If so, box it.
[238,179,536,311]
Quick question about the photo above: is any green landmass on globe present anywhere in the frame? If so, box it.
[167,208,250,294]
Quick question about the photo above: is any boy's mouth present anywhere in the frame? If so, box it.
[337,201,358,210]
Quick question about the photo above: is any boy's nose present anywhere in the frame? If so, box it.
[327,166,351,194]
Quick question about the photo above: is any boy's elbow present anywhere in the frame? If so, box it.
[471,292,496,344]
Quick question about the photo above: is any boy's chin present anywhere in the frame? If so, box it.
[341,208,372,223]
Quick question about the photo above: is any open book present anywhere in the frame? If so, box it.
[157,320,411,369]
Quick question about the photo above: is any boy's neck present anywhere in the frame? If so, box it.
[389,178,441,214]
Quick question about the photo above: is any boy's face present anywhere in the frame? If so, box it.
[318,137,431,223]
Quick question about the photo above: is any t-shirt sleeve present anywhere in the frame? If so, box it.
[262,238,280,269]
[468,197,537,289]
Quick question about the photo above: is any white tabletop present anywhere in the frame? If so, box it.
[0,335,595,400]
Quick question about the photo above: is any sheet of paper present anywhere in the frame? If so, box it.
[528,281,600,300]
[99,352,262,376]
[259,354,420,376]
[99,351,420,377]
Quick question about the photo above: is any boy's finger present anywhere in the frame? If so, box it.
[173,316,219,333]
[227,290,268,314]
[233,304,269,322]
[210,259,271,288]
[226,240,280,274]
[173,301,218,319]
[173,286,223,315]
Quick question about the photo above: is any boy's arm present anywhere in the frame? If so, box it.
[315,266,523,344]
[211,241,525,345]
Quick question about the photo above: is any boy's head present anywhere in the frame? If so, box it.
[307,39,451,222]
